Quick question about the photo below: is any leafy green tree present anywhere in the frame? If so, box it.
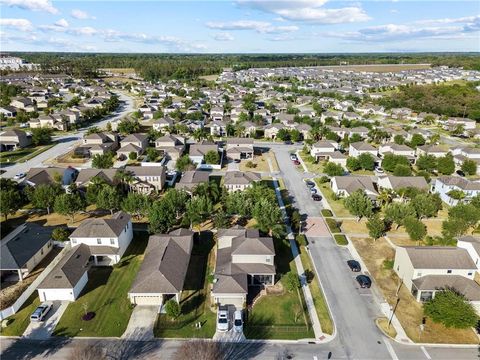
[148,200,176,234]
[346,157,361,171]
[31,184,63,214]
[291,210,301,233]
[283,272,300,292]
[276,128,290,141]
[225,191,252,217]
[92,152,114,169]
[393,135,405,145]
[204,150,220,165]
[0,189,21,221]
[393,164,412,176]
[448,203,480,230]
[436,154,455,175]
[252,198,283,236]
[96,186,122,215]
[381,154,410,173]
[128,152,137,161]
[213,210,231,228]
[52,227,71,242]
[324,162,344,176]
[117,119,140,135]
[358,153,375,171]
[404,216,427,242]
[366,214,386,241]
[411,193,442,219]
[185,196,213,229]
[54,193,86,224]
[121,192,150,219]
[164,299,181,319]
[290,129,302,142]
[416,154,437,173]
[146,147,159,162]
[461,159,477,176]
[424,289,478,329]
[384,203,416,229]
[410,134,426,148]
[344,190,373,220]
[442,217,469,239]
[176,155,195,172]
[31,128,52,145]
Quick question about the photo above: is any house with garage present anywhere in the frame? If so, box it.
[117,133,149,159]
[37,244,90,302]
[155,134,185,161]
[264,123,285,140]
[0,223,54,282]
[75,168,119,188]
[212,226,276,308]
[25,167,78,188]
[0,129,31,151]
[225,138,254,161]
[224,171,261,192]
[458,236,480,271]
[378,143,415,162]
[69,211,133,266]
[348,142,378,158]
[152,117,174,132]
[0,106,17,118]
[175,170,210,193]
[376,176,429,193]
[431,176,480,206]
[416,144,448,158]
[124,165,166,194]
[310,140,338,161]
[77,132,119,158]
[210,120,227,137]
[128,228,194,306]
[331,176,378,200]
[189,141,219,165]
[11,97,37,112]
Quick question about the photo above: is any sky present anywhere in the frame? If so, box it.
[0,0,479,53]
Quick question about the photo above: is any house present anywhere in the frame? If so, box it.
[210,120,227,137]
[458,236,480,271]
[416,145,448,158]
[376,176,429,193]
[310,140,338,161]
[348,142,378,158]
[431,176,480,206]
[154,134,185,161]
[379,143,415,161]
[212,226,275,308]
[447,117,476,131]
[0,106,17,117]
[0,129,31,151]
[37,244,90,302]
[152,117,174,132]
[77,132,119,157]
[69,211,133,266]
[0,223,53,282]
[75,168,118,188]
[117,133,149,158]
[25,167,78,188]
[30,115,66,131]
[124,166,166,194]
[393,246,480,308]
[128,229,194,305]
[264,123,285,139]
[331,176,378,200]
[225,138,254,161]
[11,97,36,112]
[224,171,261,192]
[210,107,224,121]
[175,170,210,192]
[189,142,219,165]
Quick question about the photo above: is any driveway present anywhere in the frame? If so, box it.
[122,305,158,340]
[23,301,68,340]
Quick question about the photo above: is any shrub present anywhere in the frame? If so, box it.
[245,160,256,168]
[383,259,394,270]
[318,176,330,184]
[52,227,71,242]
[128,152,137,161]
[164,299,181,319]
[296,234,308,247]
[283,271,300,292]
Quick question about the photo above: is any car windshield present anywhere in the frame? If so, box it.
[219,318,228,323]
[234,319,242,326]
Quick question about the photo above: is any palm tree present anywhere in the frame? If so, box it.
[377,189,394,208]
[234,123,246,138]
[114,169,135,192]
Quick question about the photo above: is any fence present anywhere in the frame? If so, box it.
[0,243,71,320]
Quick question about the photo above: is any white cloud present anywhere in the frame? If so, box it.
[0,18,33,31]
[236,0,370,24]
[71,9,96,20]
[213,32,235,41]
[1,0,58,14]
[54,18,69,28]
[206,20,298,34]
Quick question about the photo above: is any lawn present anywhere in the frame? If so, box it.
[334,234,348,246]
[53,232,148,337]
[239,151,278,173]
[0,144,54,166]
[299,151,325,174]
[325,218,341,233]
[154,232,216,338]
[349,236,478,344]
[315,181,352,218]
[244,238,314,340]
[0,293,40,336]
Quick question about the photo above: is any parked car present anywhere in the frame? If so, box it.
[284,140,293,145]
[347,260,361,272]
[14,173,26,180]
[216,308,229,332]
[234,159,241,163]
[305,180,315,188]
[309,187,317,194]
[290,154,298,161]
[356,275,372,288]
[456,169,465,177]
[293,160,301,165]
[312,194,322,201]
[374,167,384,174]
[233,310,243,333]
[30,302,53,322]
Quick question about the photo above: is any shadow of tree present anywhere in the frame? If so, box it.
[0,337,72,360]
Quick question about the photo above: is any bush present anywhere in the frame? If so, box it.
[334,234,348,245]
[324,162,344,176]
[321,209,333,217]
[164,299,181,319]
[283,271,300,292]
[304,269,315,283]
[296,234,308,247]
[52,227,71,242]
[383,259,394,270]
[325,218,341,233]
[318,176,330,184]
[128,152,138,161]
[245,160,256,168]
[82,312,96,321]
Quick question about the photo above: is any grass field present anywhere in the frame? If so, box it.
[53,233,148,337]
[0,294,40,336]
[0,144,54,166]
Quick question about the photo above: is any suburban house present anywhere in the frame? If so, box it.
[224,171,261,192]
[175,170,210,192]
[331,176,378,200]
[458,236,480,270]
[124,166,166,194]
[0,105,17,118]
[11,97,37,112]
[75,168,119,188]
[376,176,429,193]
[447,117,476,131]
[379,143,415,162]
[212,226,276,308]
[210,120,227,137]
[155,134,185,161]
[69,211,133,266]
[189,142,219,165]
[0,129,31,151]
[225,138,254,161]
[416,145,448,158]
[128,228,194,306]
[152,117,174,132]
[393,246,480,310]
[29,115,66,131]
[0,223,53,282]
[77,132,119,157]
[348,142,378,158]
[37,244,91,302]
[264,123,285,139]
[25,167,78,188]
[310,140,338,161]
[431,176,480,206]
[117,133,149,159]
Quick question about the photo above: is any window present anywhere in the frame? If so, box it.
[447,270,452,274]
[266,257,271,263]
[97,238,102,245]
[110,238,115,245]
[40,249,43,255]
[468,272,473,276]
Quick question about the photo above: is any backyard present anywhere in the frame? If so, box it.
[53,232,148,337]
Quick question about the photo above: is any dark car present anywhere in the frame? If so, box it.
[347,260,361,272]
[456,169,465,177]
[293,160,301,165]
[234,159,241,163]
[284,140,293,145]
[312,194,322,201]
[356,275,372,288]
[305,180,315,188]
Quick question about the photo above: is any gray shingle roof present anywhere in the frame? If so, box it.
[412,275,480,301]
[404,246,476,269]
[70,211,131,238]
[224,171,261,186]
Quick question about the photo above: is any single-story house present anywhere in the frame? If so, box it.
[331,176,378,200]
[225,138,254,161]
[224,171,261,192]
[25,167,78,188]
[0,129,31,151]
[376,176,429,193]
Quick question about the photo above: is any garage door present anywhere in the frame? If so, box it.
[217,297,244,308]
[132,295,163,306]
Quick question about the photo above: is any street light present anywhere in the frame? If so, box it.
[388,297,401,329]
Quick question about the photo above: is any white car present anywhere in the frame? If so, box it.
[30,302,53,322]
[217,308,229,332]
[14,173,26,180]
[233,310,243,333]
[375,167,384,174]
[290,154,298,161]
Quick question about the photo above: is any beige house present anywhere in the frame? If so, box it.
[225,138,254,161]
[124,166,166,194]
[348,142,378,158]
[224,171,260,192]
[78,132,119,157]
[118,133,149,158]
[331,176,378,200]
[175,170,210,193]
[11,97,36,112]
[0,129,31,151]
[264,123,285,139]
[155,134,185,161]
[416,145,448,158]
[379,143,415,161]
[376,176,429,193]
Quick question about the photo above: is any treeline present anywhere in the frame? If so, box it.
[378,82,480,120]
[7,52,480,81]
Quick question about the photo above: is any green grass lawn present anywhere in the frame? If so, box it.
[53,232,148,337]
[315,181,352,217]
[0,293,40,336]
[154,233,216,338]
[0,144,53,166]
[334,234,349,246]
[325,218,341,233]
[299,151,325,174]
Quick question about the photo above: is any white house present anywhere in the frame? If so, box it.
[431,176,480,206]
[331,176,378,200]
[458,236,480,271]
[379,143,415,160]
[348,142,378,158]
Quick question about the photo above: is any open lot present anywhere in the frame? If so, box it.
[239,150,277,173]
[53,232,148,337]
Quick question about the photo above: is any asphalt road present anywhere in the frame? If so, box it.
[1,91,134,179]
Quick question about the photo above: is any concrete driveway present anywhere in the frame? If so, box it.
[23,301,68,340]
[122,305,158,340]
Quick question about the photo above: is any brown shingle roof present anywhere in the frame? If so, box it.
[404,246,476,269]
[70,211,131,238]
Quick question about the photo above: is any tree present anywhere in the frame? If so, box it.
[185,196,213,229]
[404,216,427,242]
[121,192,150,219]
[366,214,386,241]
[146,147,159,162]
[448,203,480,230]
[424,289,478,329]
[276,128,290,141]
[393,135,405,145]
[54,193,85,224]
[148,200,176,234]
[377,189,394,208]
[384,203,416,229]
[164,299,181,319]
[436,154,455,175]
[381,154,410,173]
[291,210,301,233]
[128,152,137,161]
[252,198,283,236]
[31,184,62,214]
[176,155,195,172]
[92,152,114,169]
[344,190,373,221]
[213,210,231,228]
[0,189,21,221]
[416,154,437,173]
[461,159,477,176]
[52,227,71,242]
[31,127,52,145]
[96,186,122,215]
[393,164,412,176]
[204,150,220,165]
[290,129,302,142]
[324,162,344,176]
[442,217,469,239]
[117,119,140,135]
[358,153,375,171]
[411,193,442,219]
[283,271,300,292]
[410,134,426,148]
[346,157,361,171]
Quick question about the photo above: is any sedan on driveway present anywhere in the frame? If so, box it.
[356,275,372,288]
[347,260,361,272]
[216,308,229,332]
[30,302,53,322]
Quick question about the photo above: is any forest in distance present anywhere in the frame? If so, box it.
[5,52,480,81]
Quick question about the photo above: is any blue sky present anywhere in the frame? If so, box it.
[1,0,479,53]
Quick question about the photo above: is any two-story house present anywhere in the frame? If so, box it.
[117,133,149,159]
[431,176,480,206]
[77,132,119,157]
[124,166,166,194]
[331,176,378,200]
[224,171,261,192]
[225,138,254,161]
[0,129,31,151]
[154,134,185,161]
[189,141,219,165]
[348,142,378,158]
[378,143,415,162]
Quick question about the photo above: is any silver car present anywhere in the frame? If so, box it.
[233,310,243,333]
[30,302,53,322]
[217,308,229,332]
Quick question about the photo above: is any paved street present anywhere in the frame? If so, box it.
[1,91,134,179]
